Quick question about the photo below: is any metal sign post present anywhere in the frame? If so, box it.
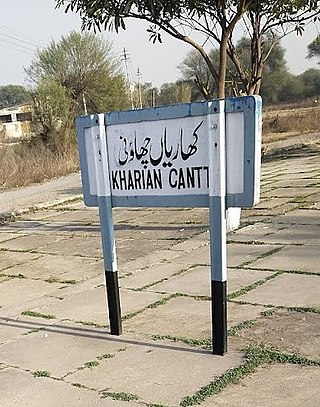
[76,96,262,354]
[208,100,228,355]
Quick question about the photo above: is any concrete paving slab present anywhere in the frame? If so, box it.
[119,248,183,275]
[65,341,244,406]
[0,233,68,252]
[120,262,189,290]
[244,203,300,218]
[270,178,318,188]
[260,224,320,245]
[228,223,286,243]
[227,243,278,267]
[0,368,141,407]
[253,198,292,209]
[150,266,275,297]
[169,237,208,252]
[24,209,100,223]
[6,254,103,281]
[114,225,204,241]
[124,296,267,339]
[272,208,320,225]
[306,201,320,209]
[116,237,177,262]
[37,235,103,257]
[173,244,210,266]
[35,285,165,324]
[0,250,40,271]
[0,278,62,308]
[112,208,152,223]
[134,208,209,226]
[0,322,31,344]
[237,273,320,308]
[0,323,126,378]
[263,187,319,198]
[0,233,20,243]
[230,309,320,359]
[200,364,320,407]
[249,245,320,273]
[275,171,318,180]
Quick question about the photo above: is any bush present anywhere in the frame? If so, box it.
[0,140,79,190]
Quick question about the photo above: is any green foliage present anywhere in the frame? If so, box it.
[33,370,51,377]
[21,310,56,319]
[31,80,73,146]
[299,69,320,98]
[27,31,129,115]
[307,35,320,61]
[179,49,219,100]
[26,31,130,146]
[56,1,320,98]
[101,391,139,401]
[84,360,99,368]
[157,81,192,105]
[0,85,32,109]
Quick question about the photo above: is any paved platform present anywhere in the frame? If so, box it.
[0,151,319,406]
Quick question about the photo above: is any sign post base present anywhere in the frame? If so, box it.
[105,271,122,335]
[211,280,227,355]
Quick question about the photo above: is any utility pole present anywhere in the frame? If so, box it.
[136,67,143,109]
[121,48,134,110]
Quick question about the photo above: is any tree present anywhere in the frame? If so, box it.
[179,49,219,101]
[56,1,320,99]
[180,35,289,102]
[307,35,320,63]
[299,68,320,100]
[31,80,72,146]
[26,31,130,117]
[0,85,32,109]
[157,81,192,106]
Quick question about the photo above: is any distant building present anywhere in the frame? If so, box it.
[0,104,32,140]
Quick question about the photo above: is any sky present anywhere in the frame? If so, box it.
[0,0,319,89]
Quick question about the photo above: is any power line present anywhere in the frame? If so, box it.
[0,38,35,55]
[0,31,40,49]
[121,47,134,109]
[0,25,41,48]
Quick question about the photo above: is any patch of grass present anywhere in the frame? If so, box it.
[239,246,284,268]
[22,328,44,336]
[147,404,171,407]
[44,277,59,283]
[75,320,108,328]
[101,391,139,401]
[84,360,99,369]
[22,310,56,319]
[245,346,320,366]
[122,294,179,321]
[137,267,191,291]
[60,279,77,284]
[227,319,256,336]
[227,271,282,300]
[179,345,320,406]
[97,353,115,360]
[287,306,320,314]
[4,273,26,279]
[260,308,277,317]
[71,383,86,388]
[152,334,211,348]
[33,370,51,377]
[288,196,307,203]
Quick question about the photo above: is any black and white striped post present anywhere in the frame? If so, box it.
[209,100,227,355]
[91,114,122,335]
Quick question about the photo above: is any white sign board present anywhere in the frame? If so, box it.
[77,96,262,208]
